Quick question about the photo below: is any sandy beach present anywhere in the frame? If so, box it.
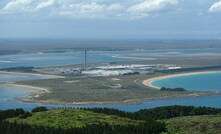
[4,83,50,92]
[143,71,221,89]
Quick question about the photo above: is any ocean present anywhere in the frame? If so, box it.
[152,72,221,91]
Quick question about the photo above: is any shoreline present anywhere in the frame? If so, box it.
[19,90,221,106]
[3,83,50,99]
[0,71,65,79]
[143,71,221,89]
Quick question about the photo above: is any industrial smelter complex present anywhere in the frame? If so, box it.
[52,50,181,76]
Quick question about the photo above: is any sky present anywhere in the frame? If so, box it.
[0,0,221,39]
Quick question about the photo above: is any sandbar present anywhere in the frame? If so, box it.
[0,71,64,78]
[112,55,156,60]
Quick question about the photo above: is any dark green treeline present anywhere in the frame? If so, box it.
[0,105,220,134]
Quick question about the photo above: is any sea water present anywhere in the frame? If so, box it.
[152,73,221,91]
[0,73,50,110]
[1,49,221,68]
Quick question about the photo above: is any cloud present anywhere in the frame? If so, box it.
[2,0,32,11]
[0,0,181,19]
[58,2,106,19]
[57,3,124,19]
[209,0,221,12]
[36,0,54,9]
[127,0,179,13]
[126,0,180,19]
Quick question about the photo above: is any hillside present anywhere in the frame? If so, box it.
[1,106,221,134]
[165,115,221,134]
[7,109,142,128]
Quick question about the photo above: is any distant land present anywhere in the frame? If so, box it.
[1,39,221,56]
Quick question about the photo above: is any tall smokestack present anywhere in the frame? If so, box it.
[84,50,87,70]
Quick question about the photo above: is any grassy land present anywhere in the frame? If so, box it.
[7,109,142,128]
[16,73,215,105]
[164,115,221,134]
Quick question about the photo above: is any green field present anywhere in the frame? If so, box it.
[164,115,221,134]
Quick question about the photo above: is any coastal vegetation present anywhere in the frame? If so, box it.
[17,74,206,105]
[160,87,186,91]
[165,115,221,134]
[0,105,221,134]
[85,105,221,120]
[31,106,48,113]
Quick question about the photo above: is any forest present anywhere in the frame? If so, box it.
[0,105,220,134]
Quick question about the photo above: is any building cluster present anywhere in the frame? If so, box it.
[53,64,181,76]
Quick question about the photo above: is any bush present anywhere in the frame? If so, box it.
[19,112,32,119]
[32,107,48,113]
